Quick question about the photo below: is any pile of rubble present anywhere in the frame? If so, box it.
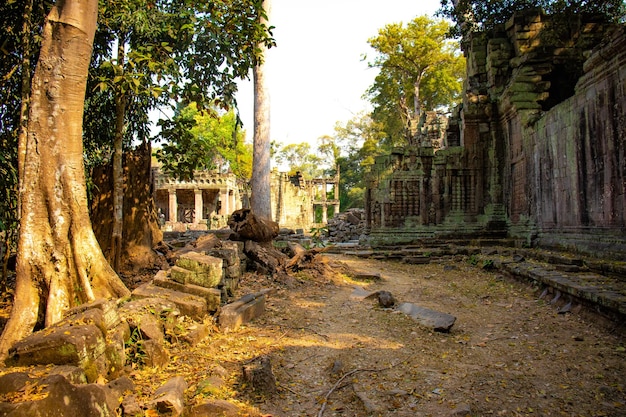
[325,208,366,243]
[0,232,275,416]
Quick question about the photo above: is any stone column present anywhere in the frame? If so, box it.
[194,189,203,223]
[322,204,328,223]
[219,188,229,215]
[168,188,178,222]
[229,190,236,215]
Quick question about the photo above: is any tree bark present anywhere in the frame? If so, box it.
[91,143,165,275]
[228,208,279,242]
[0,0,130,362]
[250,0,272,220]
[110,39,126,273]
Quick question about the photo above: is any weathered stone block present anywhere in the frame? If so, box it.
[170,265,195,285]
[150,376,187,416]
[143,339,169,369]
[397,302,456,332]
[153,275,221,312]
[219,292,268,332]
[176,252,223,288]
[0,374,120,417]
[207,247,239,267]
[132,283,208,320]
[242,355,276,395]
[188,400,241,417]
[64,298,121,330]
[7,324,108,377]
[182,323,210,346]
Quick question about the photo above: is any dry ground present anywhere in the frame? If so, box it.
[136,252,626,417]
[1,252,625,416]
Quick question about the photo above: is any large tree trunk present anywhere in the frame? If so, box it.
[228,208,279,242]
[250,0,272,220]
[91,142,165,277]
[0,0,130,362]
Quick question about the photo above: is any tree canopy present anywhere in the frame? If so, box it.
[155,103,252,181]
[438,0,626,37]
[365,15,465,144]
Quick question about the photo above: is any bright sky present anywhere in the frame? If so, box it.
[235,0,442,148]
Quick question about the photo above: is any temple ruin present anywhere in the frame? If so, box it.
[366,11,626,260]
[152,167,340,232]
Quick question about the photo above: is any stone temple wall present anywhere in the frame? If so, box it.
[366,10,626,259]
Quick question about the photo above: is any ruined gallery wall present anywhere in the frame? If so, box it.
[529,28,626,253]
[481,12,626,256]
[270,171,314,231]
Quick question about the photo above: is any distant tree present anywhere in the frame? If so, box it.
[332,113,387,209]
[155,103,252,181]
[438,0,626,37]
[274,142,324,179]
[365,15,465,144]
[251,0,273,220]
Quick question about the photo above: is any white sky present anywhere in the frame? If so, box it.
[235,0,442,147]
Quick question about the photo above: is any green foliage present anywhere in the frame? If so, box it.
[332,113,386,210]
[365,15,465,144]
[125,326,146,366]
[155,103,251,181]
[482,259,495,270]
[467,254,479,266]
[274,142,324,179]
[438,0,626,37]
[83,0,273,186]
[309,226,328,248]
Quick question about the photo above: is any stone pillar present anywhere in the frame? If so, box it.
[219,188,229,215]
[168,188,178,222]
[229,190,236,215]
[322,204,328,223]
[194,189,203,223]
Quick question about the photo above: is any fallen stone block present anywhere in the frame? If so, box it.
[132,283,207,320]
[170,265,196,285]
[143,339,169,368]
[0,372,32,395]
[188,399,242,417]
[150,376,188,416]
[64,298,121,330]
[219,290,272,332]
[397,302,456,332]
[153,274,221,312]
[176,252,223,288]
[0,374,120,417]
[207,247,239,267]
[182,323,210,346]
[6,323,108,381]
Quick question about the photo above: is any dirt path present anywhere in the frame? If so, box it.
[218,253,626,417]
[127,252,626,416]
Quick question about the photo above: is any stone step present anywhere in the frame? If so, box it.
[152,271,221,313]
[498,260,626,318]
[132,283,208,320]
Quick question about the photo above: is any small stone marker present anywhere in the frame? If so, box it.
[396,302,456,332]
[219,289,273,332]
